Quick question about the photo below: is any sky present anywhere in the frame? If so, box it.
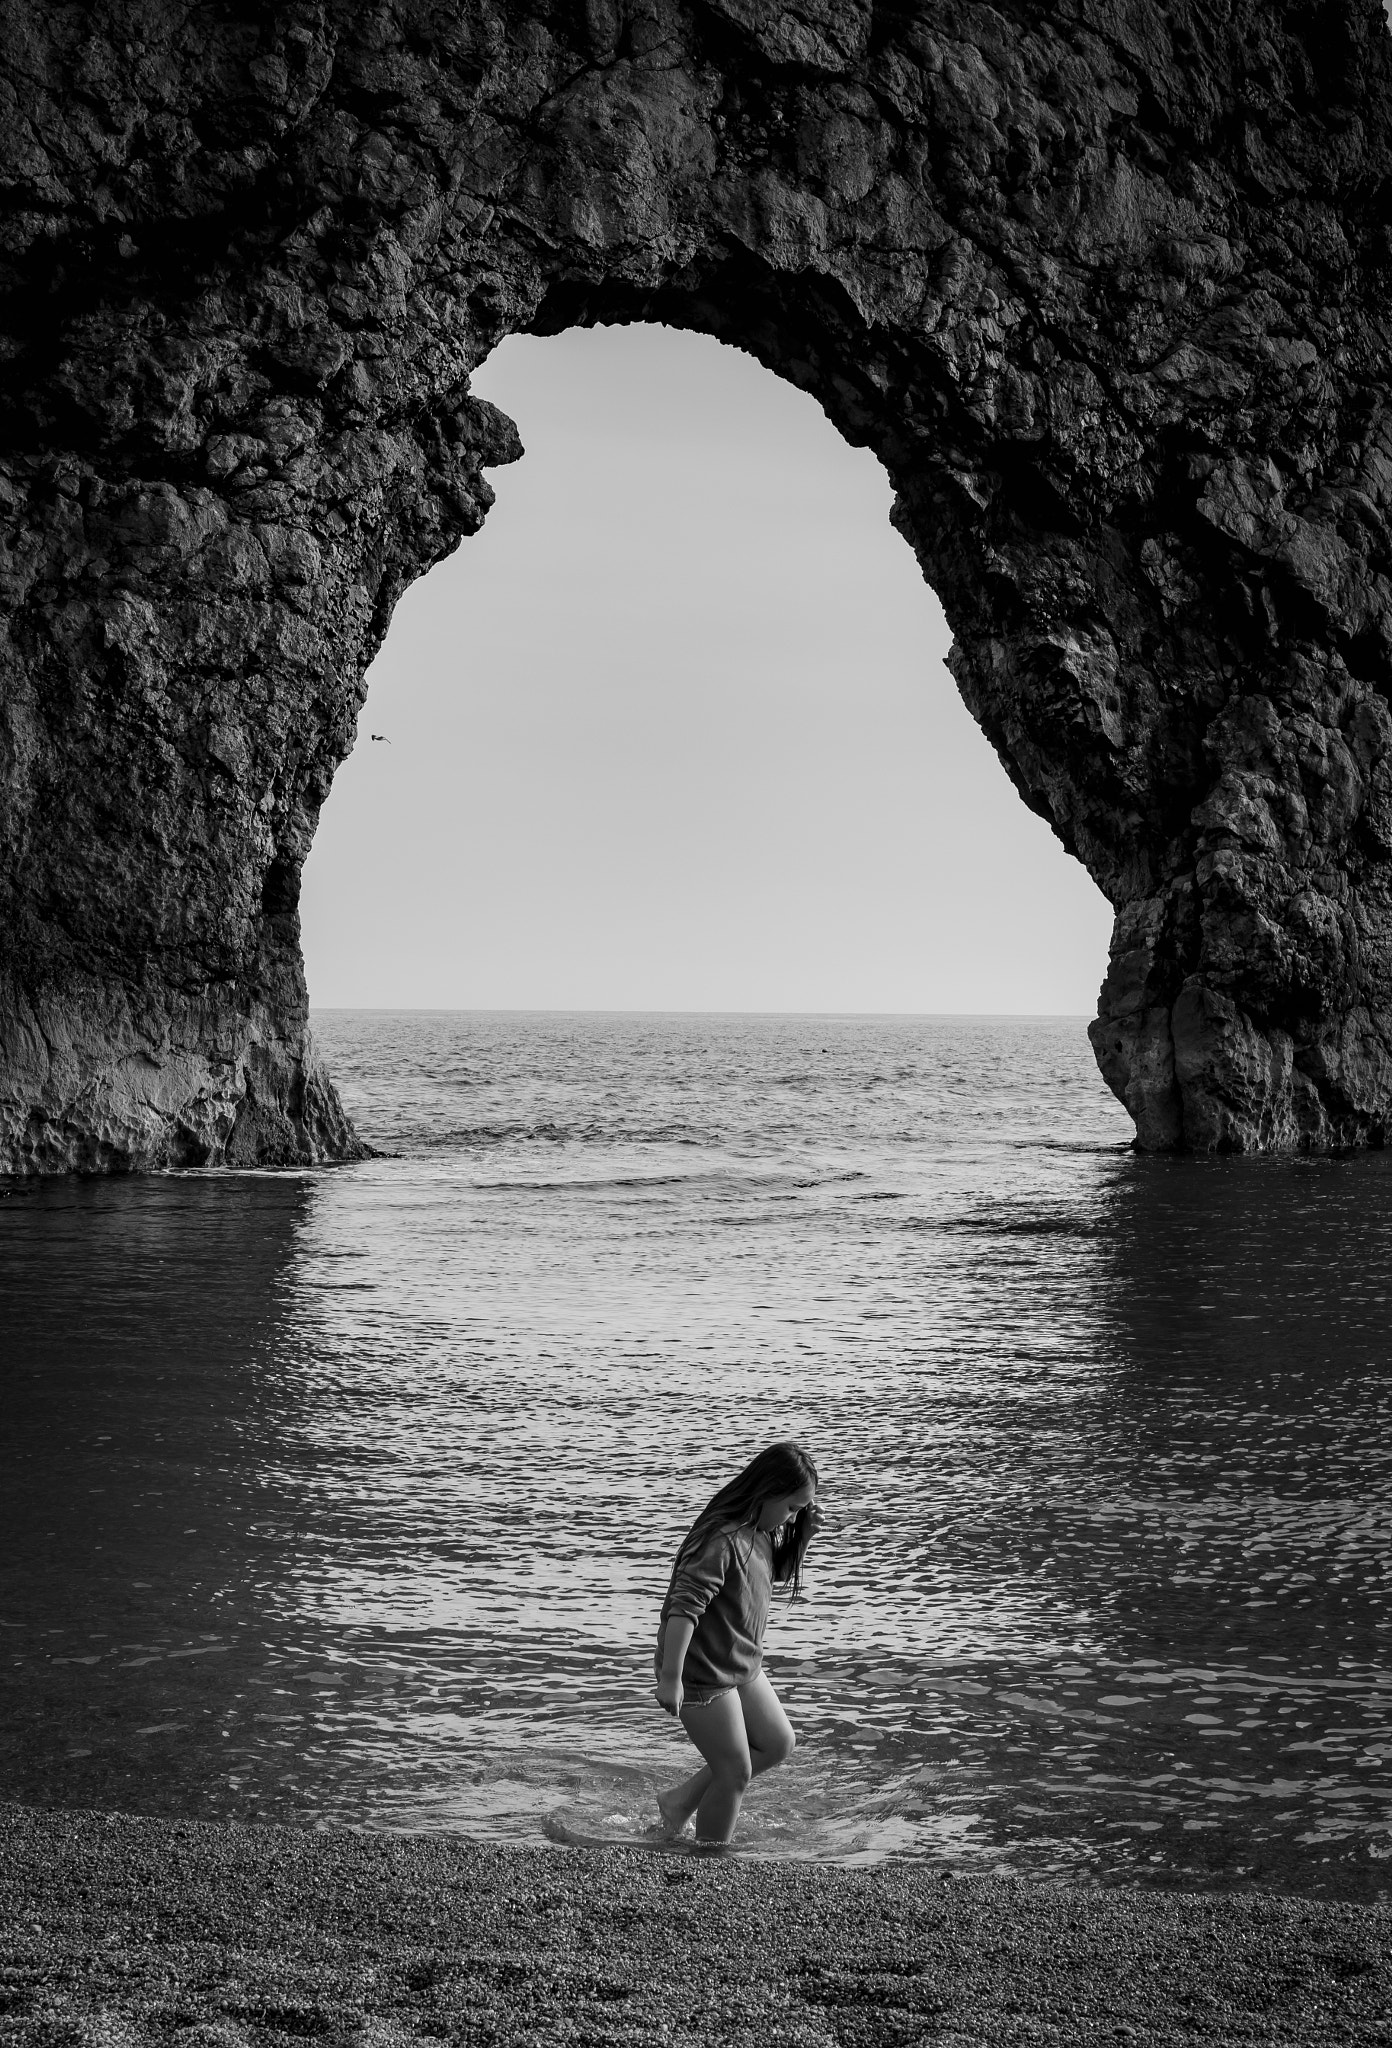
[300,323,1114,1014]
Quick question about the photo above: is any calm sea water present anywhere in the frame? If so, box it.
[4,1011,1392,1895]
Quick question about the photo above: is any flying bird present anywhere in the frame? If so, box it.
[370,733,390,742]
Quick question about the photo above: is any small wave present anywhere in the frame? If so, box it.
[460,1162,863,1195]
[463,1172,705,1194]
[935,1215,1102,1239]
[1012,1137,1134,1156]
[406,1121,710,1151]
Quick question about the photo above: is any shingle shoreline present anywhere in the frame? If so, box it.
[1,1802,1388,2045]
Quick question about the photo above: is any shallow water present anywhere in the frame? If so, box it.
[4,1011,1392,1894]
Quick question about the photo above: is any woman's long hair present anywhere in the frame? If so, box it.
[677,1440,820,1599]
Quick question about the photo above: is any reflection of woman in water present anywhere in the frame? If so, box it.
[653,1440,822,1844]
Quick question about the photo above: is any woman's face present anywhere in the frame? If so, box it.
[754,1482,816,1532]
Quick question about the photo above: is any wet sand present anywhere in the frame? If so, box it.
[0,1805,1388,2044]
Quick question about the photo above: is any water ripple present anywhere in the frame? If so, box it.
[3,1014,1392,1893]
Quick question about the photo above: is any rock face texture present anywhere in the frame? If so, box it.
[5,0,1392,1163]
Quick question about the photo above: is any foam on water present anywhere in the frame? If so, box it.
[4,1012,1392,1895]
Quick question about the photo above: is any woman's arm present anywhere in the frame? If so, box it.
[654,1615,694,1715]
[656,1526,731,1713]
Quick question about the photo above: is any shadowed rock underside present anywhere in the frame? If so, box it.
[5,0,1392,1165]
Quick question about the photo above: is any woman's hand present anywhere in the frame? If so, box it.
[654,1672,684,1716]
[806,1501,827,1541]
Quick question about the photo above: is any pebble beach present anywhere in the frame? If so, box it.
[1,1804,1389,2046]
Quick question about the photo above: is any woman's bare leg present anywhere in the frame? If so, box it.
[738,1671,797,1771]
[657,1761,713,1833]
[662,1692,751,1843]
[658,1673,796,1836]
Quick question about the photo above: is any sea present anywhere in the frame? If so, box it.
[4,1010,1392,1897]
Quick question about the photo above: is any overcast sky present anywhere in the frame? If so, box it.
[300,323,1113,1014]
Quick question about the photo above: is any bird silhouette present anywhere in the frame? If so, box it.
[370,733,390,743]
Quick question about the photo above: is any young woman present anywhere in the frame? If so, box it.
[653,1440,822,1845]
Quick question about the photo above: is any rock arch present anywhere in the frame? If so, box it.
[4,0,1392,1167]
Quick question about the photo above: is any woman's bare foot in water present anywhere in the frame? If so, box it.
[657,1786,692,1837]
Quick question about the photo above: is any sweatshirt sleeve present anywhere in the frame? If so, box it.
[665,1528,731,1622]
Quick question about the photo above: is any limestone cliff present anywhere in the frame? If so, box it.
[4,0,1392,1164]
